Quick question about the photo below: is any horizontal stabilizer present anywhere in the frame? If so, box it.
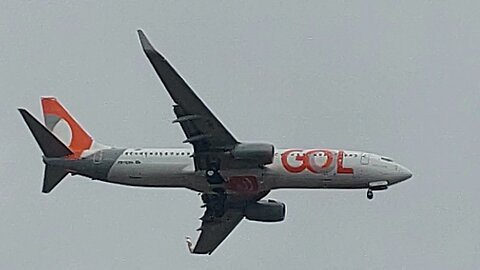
[18,109,72,158]
[43,165,68,193]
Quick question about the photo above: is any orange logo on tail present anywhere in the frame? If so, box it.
[41,97,93,158]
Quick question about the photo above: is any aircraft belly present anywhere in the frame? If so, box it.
[262,167,367,189]
[264,175,366,189]
[105,159,268,193]
[106,159,200,189]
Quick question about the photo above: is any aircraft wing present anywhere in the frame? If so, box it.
[138,30,241,170]
[188,206,244,255]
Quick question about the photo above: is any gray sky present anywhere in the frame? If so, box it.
[1,1,479,269]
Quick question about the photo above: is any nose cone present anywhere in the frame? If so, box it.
[396,165,413,182]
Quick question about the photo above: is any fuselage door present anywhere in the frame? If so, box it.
[129,151,144,179]
[360,153,369,165]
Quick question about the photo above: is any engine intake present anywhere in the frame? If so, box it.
[231,143,274,165]
[245,200,286,222]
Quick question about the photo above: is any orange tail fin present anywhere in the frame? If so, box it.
[41,97,94,156]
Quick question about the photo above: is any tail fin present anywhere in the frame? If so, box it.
[20,98,107,193]
[41,97,94,155]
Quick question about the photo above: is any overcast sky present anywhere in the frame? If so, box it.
[1,1,480,269]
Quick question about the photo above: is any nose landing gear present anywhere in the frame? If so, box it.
[366,181,389,200]
[367,189,373,200]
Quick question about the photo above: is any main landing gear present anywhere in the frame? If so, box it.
[202,166,227,219]
[205,168,224,185]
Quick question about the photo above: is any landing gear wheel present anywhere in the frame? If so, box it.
[206,169,215,177]
[367,189,374,200]
[205,169,224,184]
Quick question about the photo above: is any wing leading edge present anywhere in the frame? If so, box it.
[137,30,238,166]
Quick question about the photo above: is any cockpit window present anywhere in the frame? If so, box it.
[381,157,393,162]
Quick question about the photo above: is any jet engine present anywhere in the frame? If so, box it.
[231,143,275,166]
[245,200,286,222]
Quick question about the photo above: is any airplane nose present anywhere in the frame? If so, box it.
[397,165,413,181]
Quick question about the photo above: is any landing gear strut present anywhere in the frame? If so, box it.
[203,163,227,218]
[367,189,373,200]
[366,181,389,200]
[205,168,224,185]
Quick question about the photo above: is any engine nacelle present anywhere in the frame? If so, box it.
[231,143,274,165]
[245,200,286,222]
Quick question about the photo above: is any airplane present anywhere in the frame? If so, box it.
[18,30,413,255]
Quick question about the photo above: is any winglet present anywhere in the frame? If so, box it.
[137,30,159,54]
[185,236,194,253]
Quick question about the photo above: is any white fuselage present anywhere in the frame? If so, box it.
[103,148,412,195]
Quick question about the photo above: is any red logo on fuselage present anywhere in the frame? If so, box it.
[226,176,259,194]
[280,149,353,174]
